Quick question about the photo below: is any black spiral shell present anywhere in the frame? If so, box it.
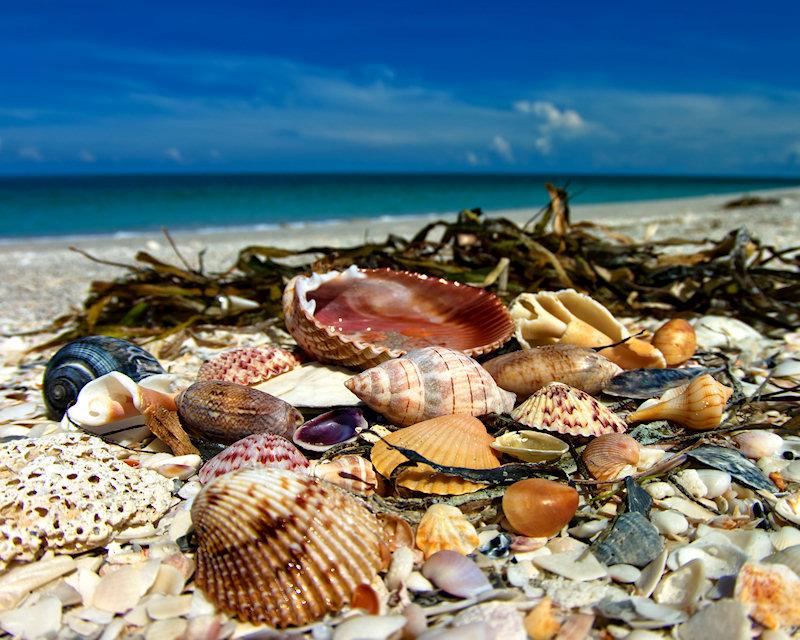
[43,336,165,420]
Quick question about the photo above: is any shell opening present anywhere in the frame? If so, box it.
[295,265,365,316]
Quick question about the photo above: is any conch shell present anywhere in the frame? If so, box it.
[651,319,697,367]
[416,504,479,559]
[509,289,666,370]
[581,433,641,481]
[345,346,515,426]
[626,374,732,431]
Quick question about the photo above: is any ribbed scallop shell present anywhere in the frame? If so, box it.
[651,319,697,367]
[192,468,384,627]
[283,266,514,369]
[581,433,641,481]
[416,504,479,559]
[370,415,501,495]
[197,347,300,386]
[310,455,378,495]
[511,382,627,437]
[345,346,515,426]
[198,433,309,484]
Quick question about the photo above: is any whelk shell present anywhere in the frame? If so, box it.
[581,433,641,481]
[491,430,569,463]
[309,455,378,495]
[502,478,579,537]
[651,319,697,366]
[345,346,515,427]
[196,346,300,386]
[511,382,628,437]
[416,504,479,559]
[283,265,513,369]
[197,433,309,484]
[191,468,384,627]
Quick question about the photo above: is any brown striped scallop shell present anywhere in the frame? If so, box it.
[192,468,384,628]
[581,433,641,481]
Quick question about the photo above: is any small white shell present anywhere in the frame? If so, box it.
[651,510,689,537]
[694,469,732,499]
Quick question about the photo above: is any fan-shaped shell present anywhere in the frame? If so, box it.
[370,415,502,495]
[651,319,697,367]
[192,468,384,627]
[416,504,479,559]
[198,433,309,484]
[491,431,569,463]
[283,266,514,369]
[310,455,378,495]
[43,336,164,420]
[345,346,515,426]
[581,433,641,481]
[511,382,627,437]
[509,290,665,370]
[197,346,300,386]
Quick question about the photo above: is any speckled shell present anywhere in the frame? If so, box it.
[581,433,641,481]
[176,380,303,444]
[370,415,502,495]
[416,504,479,559]
[283,266,514,369]
[651,319,697,367]
[197,346,300,386]
[192,468,384,627]
[310,455,378,495]
[511,382,628,437]
[345,346,515,426]
[198,433,309,484]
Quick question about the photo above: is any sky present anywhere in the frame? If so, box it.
[1,1,800,176]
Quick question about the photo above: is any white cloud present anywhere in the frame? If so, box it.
[18,146,43,161]
[535,136,552,155]
[515,100,589,156]
[78,149,96,163]
[465,151,480,166]
[164,147,184,163]
[491,135,514,163]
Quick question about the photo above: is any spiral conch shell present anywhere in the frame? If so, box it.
[192,468,384,627]
[345,346,515,426]
[626,374,732,430]
[509,289,666,370]
[581,433,641,481]
[416,504,479,559]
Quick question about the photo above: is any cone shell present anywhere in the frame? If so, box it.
[345,346,515,427]
[192,468,384,627]
[198,433,309,484]
[283,266,513,369]
[581,433,641,482]
[652,319,697,367]
[483,344,623,398]
[511,382,627,437]
[370,415,502,495]
[502,478,579,537]
[416,504,479,559]
[197,347,300,386]
[509,289,666,370]
[626,374,732,431]
[310,455,378,495]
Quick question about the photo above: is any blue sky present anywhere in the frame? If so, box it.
[2,1,799,176]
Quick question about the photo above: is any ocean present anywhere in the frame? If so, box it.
[0,173,797,239]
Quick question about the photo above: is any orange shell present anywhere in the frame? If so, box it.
[310,455,378,495]
[502,478,579,537]
[283,266,514,370]
[415,504,479,559]
[370,415,501,495]
[581,433,641,481]
[735,561,800,630]
[651,319,697,366]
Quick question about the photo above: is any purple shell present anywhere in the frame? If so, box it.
[292,408,367,452]
[198,433,309,484]
[422,550,491,598]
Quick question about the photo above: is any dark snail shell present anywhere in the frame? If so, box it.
[43,336,165,420]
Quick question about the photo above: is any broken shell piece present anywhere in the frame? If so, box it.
[416,504,479,559]
[775,492,800,525]
[93,560,161,614]
[582,433,641,481]
[502,478,579,537]
[0,555,76,611]
[735,561,800,630]
[491,430,569,463]
[378,514,415,552]
[310,455,378,495]
[764,545,800,576]
[254,362,362,408]
[197,433,309,484]
[651,319,697,367]
[292,408,366,452]
[197,346,300,386]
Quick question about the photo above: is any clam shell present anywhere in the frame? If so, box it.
[511,382,627,437]
[491,430,568,463]
[292,408,366,452]
[283,265,513,369]
[346,346,515,427]
[197,346,300,386]
[197,433,309,484]
[733,430,784,459]
[651,319,697,366]
[416,504,479,559]
[370,415,501,495]
[176,380,303,444]
[582,433,641,481]
[191,468,384,627]
[310,455,378,495]
[502,478,579,537]
[603,366,710,399]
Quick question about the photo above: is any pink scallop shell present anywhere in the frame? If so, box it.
[197,347,300,386]
[198,433,309,484]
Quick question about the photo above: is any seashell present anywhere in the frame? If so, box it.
[482,344,622,398]
[176,380,303,444]
[334,615,406,640]
[653,559,706,609]
[386,547,415,591]
[581,433,641,481]
[775,491,800,525]
[478,532,513,558]
[377,514,415,552]
[502,478,579,537]
[0,556,76,611]
[735,561,800,630]
[255,362,362,408]
[764,545,800,576]
[370,415,501,495]
[292,408,366,452]
[346,346,515,426]
[687,445,774,492]
[771,527,800,552]
[692,315,763,352]
[509,289,666,370]
[651,510,689,537]
[310,455,378,495]
[524,597,561,640]
[693,469,731,499]
[511,382,627,437]
[191,468,384,627]
[531,549,608,582]
[733,430,784,459]
[0,596,62,640]
[603,366,710,399]
[93,559,161,613]
[416,504,479,559]
[197,346,300,386]
[651,319,697,366]
[491,430,568,463]
[43,336,165,420]
[197,433,309,484]
[421,550,491,598]
[283,265,514,369]
[592,512,663,568]
[626,374,732,430]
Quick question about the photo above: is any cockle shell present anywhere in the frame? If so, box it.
[197,433,309,484]
[197,346,300,386]
[581,433,641,481]
[651,319,697,366]
[482,344,623,398]
[191,468,384,627]
[509,289,666,370]
[283,265,514,369]
[416,504,479,559]
[292,408,367,452]
[43,336,165,420]
[511,382,628,437]
[626,374,733,430]
[491,430,569,463]
[346,346,515,426]
[502,478,579,537]
[176,380,303,443]
[370,415,501,495]
[309,455,378,495]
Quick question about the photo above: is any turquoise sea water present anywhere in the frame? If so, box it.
[0,173,797,239]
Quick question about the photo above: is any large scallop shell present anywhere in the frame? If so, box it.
[581,433,641,481]
[197,346,300,386]
[198,433,310,484]
[192,468,384,627]
[511,382,627,437]
[370,415,502,495]
[283,266,514,369]
[509,290,666,370]
[416,504,479,559]
[345,346,515,426]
